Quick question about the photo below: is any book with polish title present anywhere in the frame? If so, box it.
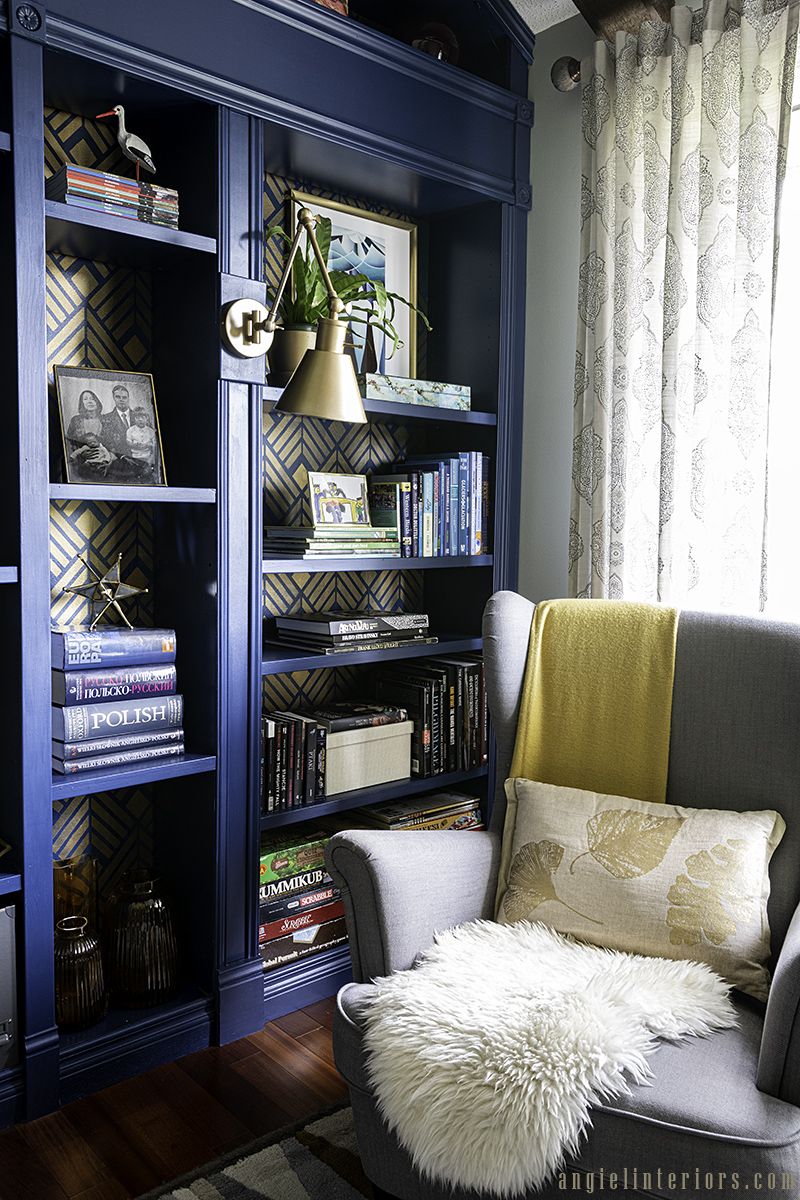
[52,694,184,743]
[51,626,177,669]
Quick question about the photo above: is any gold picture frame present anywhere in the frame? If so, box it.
[55,365,167,487]
[288,189,419,379]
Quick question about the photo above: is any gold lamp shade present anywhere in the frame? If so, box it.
[274,318,367,424]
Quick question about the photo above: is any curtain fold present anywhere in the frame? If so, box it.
[569,0,798,609]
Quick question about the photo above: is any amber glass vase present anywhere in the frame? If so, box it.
[103,869,181,1008]
[53,853,99,932]
[54,915,108,1030]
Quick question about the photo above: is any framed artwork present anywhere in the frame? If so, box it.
[307,470,371,527]
[288,189,418,379]
[54,366,167,487]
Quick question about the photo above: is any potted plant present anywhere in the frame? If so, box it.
[264,214,431,384]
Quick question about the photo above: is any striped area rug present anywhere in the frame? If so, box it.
[134,1101,374,1199]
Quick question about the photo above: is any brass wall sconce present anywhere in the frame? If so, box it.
[220,207,367,424]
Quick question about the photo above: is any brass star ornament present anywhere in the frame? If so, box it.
[62,554,148,629]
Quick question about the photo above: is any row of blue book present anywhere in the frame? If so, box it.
[368,451,490,559]
[50,626,184,775]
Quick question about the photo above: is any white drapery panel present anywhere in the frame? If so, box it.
[569,0,798,609]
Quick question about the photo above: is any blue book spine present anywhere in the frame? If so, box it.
[433,470,440,556]
[52,627,177,669]
[441,462,450,555]
[449,458,459,556]
[458,453,470,555]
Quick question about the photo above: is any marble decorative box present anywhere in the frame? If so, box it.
[357,373,471,411]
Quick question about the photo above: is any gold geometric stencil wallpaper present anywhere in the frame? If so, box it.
[52,790,154,907]
[47,109,156,877]
[262,175,425,712]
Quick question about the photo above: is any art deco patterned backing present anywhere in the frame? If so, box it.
[262,174,424,712]
[45,109,155,881]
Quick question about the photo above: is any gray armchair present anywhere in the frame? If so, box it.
[325,591,800,1199]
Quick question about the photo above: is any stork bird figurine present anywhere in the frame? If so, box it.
[96,105,156,181]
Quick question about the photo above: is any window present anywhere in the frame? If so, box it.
[765,63,800,618]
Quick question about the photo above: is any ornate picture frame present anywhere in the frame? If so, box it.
[54,365,167,487]
[288,189,418,379]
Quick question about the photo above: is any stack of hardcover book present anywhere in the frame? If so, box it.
[261,702,410,812]
[369,451,490,558]
[51,626,185,775]
[263,526,400,559]
[323,789,484,832]
[373,653,487,779]
[258,828,347,971]
[271,609,437,655]
[45,164,179,229]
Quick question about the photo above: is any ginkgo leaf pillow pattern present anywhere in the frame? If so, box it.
[495,778,786,1002]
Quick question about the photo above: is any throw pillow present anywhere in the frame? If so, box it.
[495,778,786,1001]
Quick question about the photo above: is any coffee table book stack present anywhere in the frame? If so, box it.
[263,525,400,560]
[271,609,436,655]
[51,627,185,775]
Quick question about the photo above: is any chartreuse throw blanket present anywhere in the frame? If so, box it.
[509,598,679,805]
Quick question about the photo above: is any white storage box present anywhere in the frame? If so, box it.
[325,720,413,795]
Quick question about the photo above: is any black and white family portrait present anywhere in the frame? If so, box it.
[55,366,167,486]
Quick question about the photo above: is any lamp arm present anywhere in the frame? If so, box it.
[221,207,343,358]
[263,218,308,329]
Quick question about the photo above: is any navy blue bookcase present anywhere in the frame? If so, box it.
[0,0,532,1125]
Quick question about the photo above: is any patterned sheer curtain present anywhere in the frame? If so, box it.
[569,0,798,609]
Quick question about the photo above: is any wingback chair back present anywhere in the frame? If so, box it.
[482,591,800,966]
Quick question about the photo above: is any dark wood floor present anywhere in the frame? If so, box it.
[0,995,349,1200]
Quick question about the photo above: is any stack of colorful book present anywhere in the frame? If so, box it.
[271,609,437,655]
[258,828,347,971]
[51,626,185,774]
[45,164,179,229]
[369,451,490,558]
[263,526,400,559]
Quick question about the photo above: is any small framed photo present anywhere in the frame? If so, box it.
[308,470,371,527]
[54,365,167,486]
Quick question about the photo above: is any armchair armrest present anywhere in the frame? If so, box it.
[325,829,501,983]
[758,898,800,1106]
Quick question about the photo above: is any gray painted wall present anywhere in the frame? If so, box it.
[518,16,595,604]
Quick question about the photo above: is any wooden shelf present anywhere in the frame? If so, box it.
[262,555,492,574]
[260,766,489,829]
[45,200,217,265]
[261,634,483,674]
[51,751,216,800]
[50,485,216,504]
[263,387,497,426]
[0,874,22,900]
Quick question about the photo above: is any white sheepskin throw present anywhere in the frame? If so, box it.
[360,919,736,1197]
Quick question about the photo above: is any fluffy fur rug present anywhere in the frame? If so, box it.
[360,919,736,1197]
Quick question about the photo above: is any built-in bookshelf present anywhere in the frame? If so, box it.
[1,0,532,1126]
